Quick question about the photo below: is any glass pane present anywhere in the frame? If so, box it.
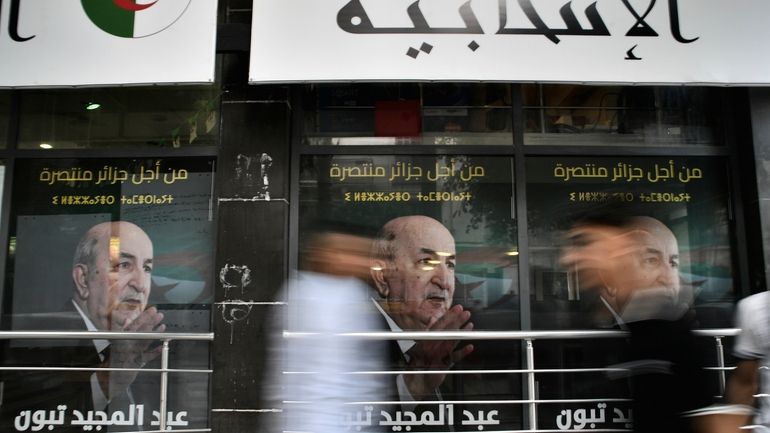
[525,156,732,430]
[0,92,9,149]
[1,157,215,430]
[219,0,253,24]
[18,87,221,149]
[297,155,522,429]
[303,84,513,145]
[526,156,734,329]
[523,85,724,146]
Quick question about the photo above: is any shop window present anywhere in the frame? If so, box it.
[0,92,9,149]
[526,156,735,330]
[523,85,724,146]
[219,0,253,24]
[297,154,522,429]
[17,86,221,149]
[524,156,733,429]
[302,83,512,145]
[1,157,215,430]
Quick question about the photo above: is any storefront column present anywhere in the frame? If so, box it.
[749,88,770,291]
[210,87,290,432]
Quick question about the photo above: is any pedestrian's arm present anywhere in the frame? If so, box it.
[727,358,759,408]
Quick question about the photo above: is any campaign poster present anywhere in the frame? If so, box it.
[297,154,522,431]
[526,156,732,431]
[1,157,215,432]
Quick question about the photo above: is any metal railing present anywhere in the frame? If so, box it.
[0,331,214,433]
[284,328,742,433]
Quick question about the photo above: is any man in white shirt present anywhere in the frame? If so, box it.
[267,228,388,433]
[727,290,770,431]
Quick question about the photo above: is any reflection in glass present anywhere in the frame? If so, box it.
[1,156,215,431]
[18,86,221,149]
[299,155,522,428]
[0,344,211,432]
[523,85,724,146]
[524,156,732,429]
[525,156,734,330]
[0,91,9,149]
[303,84,512,145]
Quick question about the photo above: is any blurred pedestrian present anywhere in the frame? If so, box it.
[725,290,770,432]
[265,225,388,433]
[561,213,718,433]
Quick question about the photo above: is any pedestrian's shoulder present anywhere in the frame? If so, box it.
[737,291,770,313]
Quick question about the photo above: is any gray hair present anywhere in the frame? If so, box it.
[72,222,115,268]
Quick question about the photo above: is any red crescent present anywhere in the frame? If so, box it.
[113,0,158,12]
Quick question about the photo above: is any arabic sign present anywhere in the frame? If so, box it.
[0,0,217,87]
[527,156,732,430]
[250,0,770,84]
[556,403,632,431]
[9,157,216,317]
[343,404,501,431]
[13,405,188,432]
[2,157,214,431]
[527,157,715,206]
[300,155,521,431]
[525,155,734,326]
[330,159,486,183]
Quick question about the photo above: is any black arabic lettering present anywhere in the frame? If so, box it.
[497,0,609,44]
[337,0,483,34]
[622,0,658,37]
[669,0,698,43]
[336,0,697,47]
[337,0,376,33]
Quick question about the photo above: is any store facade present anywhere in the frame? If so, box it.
[1,1,770,432]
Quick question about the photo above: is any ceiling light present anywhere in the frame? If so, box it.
[506,251,519,256]
[39,143,52,149]
[85,102,101,110]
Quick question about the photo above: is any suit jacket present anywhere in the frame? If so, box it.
[0,302,159,433]
[0,303,99,432]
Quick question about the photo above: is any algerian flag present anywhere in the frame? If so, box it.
[81,0,192,38]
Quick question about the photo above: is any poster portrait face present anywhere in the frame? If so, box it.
[72,221,154,331]
[373,216,457,330]
[3,157,215,433]
[8,157,216,323]
[603,217,681,304]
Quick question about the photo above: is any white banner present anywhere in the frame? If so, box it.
[249,0,770,85]
[0,0,218,87]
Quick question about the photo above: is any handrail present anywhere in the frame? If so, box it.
[0,331,214,432]
[282,328,741,432]
[285,328,740,340]
[693,328,741,337]
[0,331,214,340]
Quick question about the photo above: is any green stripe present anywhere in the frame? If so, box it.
[81,0,135,38]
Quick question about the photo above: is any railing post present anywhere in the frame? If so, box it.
[526,338,537,431]
[159,339,170,431]
[715,336,726,395]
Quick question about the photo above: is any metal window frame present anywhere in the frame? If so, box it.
[288,82,752,431]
